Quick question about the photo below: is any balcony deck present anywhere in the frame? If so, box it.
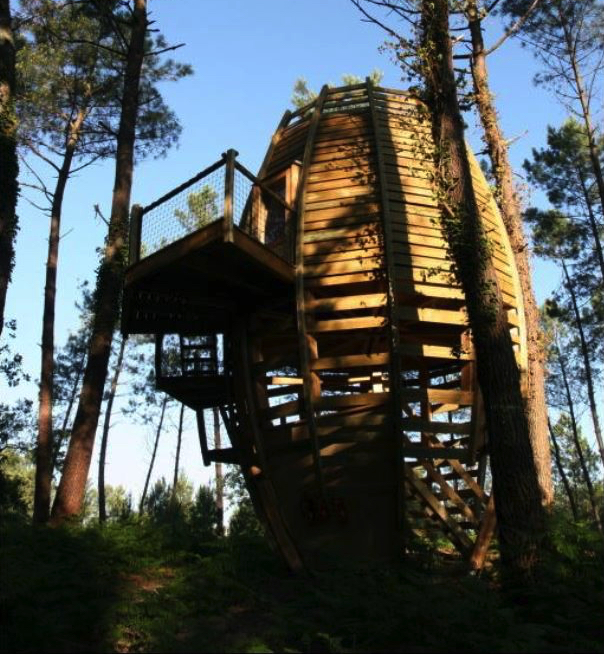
[121,151,295,335]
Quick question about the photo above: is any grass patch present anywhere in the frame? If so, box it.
[1,516,603,653]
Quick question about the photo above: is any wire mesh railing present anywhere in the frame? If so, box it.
[130,150,295,265]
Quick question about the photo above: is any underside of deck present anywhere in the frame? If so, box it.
[122,219,295,335]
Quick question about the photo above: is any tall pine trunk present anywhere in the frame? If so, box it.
[139,395,168,514]
[420,0,546,577]
[171,403,184,506]
[556,340,602,531]
[0,0,18,337]
[34,111,86,524]
[213,406,224,535]
[557,6,604,221]
[466,0,553,507]
[98,336,127,522]
[577,169,604,284]
[548,418,579,522]
[52,347,86,472]
[51,0,148,524]
[561,260,604,468]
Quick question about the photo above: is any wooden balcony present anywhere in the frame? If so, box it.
[121,150,296,335]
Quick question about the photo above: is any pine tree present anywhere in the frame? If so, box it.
[0,0,18,337]
[51,0,191,523]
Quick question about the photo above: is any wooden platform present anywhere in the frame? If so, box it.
[122,219,295,335]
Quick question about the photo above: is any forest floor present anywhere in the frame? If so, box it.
[1,516,603,653]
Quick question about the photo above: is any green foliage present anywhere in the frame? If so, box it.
[189,484,220,540]
[174,186,220,231]
[3,517,603,653]
[550,415,603,517]
[105,484,133,521]
[142,475,193,524]
[0,449,34,518]
[228,497,263,539]
[16,0,193,167]
[291,70,383,108]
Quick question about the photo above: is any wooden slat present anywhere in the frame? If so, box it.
[306,293,387,312]
[295,84,329,495]
[310,315,385,332]
[312,352,390,370]
[400,418,471,435]
[401,445,468,461]
[404,464,473,553]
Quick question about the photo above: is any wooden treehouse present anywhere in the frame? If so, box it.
[121,81,527,571]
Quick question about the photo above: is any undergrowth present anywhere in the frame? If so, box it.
[1,513,602,653]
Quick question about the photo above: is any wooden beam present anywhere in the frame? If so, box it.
[223,149,237,243]
[469,495,496,571]
[404,464,473,554]
[295,84,329,497]
[129,204,143,265]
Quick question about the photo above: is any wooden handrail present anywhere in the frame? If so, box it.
[234,160,295,213]
[142,157,226,214]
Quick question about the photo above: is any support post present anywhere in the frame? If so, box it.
[129,203,143,265]
[196,409,210,467]
[223,148,237,243]
[367,78,406,546]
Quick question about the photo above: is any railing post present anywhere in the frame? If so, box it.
[223,148,238,243]
[128,203,143,265]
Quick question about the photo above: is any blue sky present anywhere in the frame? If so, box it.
[5,0,572,501]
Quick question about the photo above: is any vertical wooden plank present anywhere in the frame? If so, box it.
[367,80,406,543]
[196,409,210,467]
[469,494,496,571]
[248,110,292,241]
[129,203,143,264]
[294,85,329,496]
[257,110,292,179]
[223,148,237,243]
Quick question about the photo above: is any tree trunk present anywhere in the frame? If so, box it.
[556,340,602,531]
[52,348,86,473]
[33,112,86,524]
[561,260,604,468]
[51,0,148,524]
[98,336,127,522]
[0,0,18,337]
[467,0,553,507]
[171,403,184,505]
[213,406,224,535]
[548,418,579,522]
[558,7,604,221]
[577,169,604,283]
[420,0,546,577]
[139,394,168,514]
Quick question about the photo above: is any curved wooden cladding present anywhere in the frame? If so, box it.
[247,83,526,561]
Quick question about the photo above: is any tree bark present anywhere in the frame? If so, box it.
[33,111,86,524]
[548,418,578,522]
[51,0,148,524]
[139,394,168,514]
[577,169,604,284]
[0,0,18,337]
[52,348,87,473]
[171,402,184,505]
[213,406,224,535]
[561,260,604,468]
[556,339,602,531]
[420,0,546,577]
[98,335,126,522]
[557,5,604,222]
[467,0,553,508]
